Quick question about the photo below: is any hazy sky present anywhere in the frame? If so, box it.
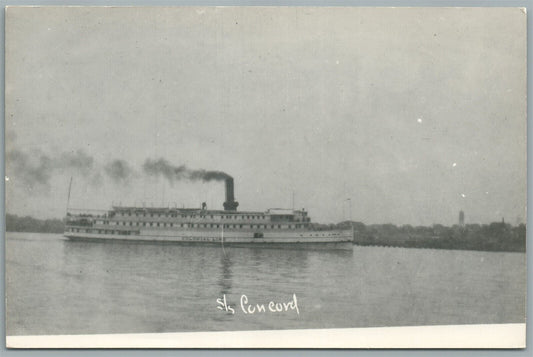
[5,7,527,225]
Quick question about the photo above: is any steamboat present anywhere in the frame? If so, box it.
[64,178,354,249]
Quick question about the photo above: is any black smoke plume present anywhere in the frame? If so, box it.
[6,149,94,187]
[143,158,231,184]
[59,150,94,170]
[104,160,134,183]
[6,149,232,190]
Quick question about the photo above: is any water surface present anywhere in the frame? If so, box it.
[5,232,526,335]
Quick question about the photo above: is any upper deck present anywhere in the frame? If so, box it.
[65,205,312,231]
[107,206,309,222]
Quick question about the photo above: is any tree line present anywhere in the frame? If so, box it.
[5,214,65,234]
[313,221,526,252]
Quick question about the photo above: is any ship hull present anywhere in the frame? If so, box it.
[64,230,354,250]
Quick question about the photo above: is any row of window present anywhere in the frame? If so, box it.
[67,227,341,237]
[115,212,270,220]
[95,221,305,230]
[68,228,139,235]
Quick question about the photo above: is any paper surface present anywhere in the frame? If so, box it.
[4,6,527,349]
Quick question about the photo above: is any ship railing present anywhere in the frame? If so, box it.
[66,208,109,218]
[65,221,94,227]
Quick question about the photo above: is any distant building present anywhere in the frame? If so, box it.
[459,210,465,227]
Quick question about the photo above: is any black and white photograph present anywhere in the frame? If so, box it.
[4,6,527,348]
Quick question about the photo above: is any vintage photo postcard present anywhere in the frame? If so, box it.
[4,6,527,348]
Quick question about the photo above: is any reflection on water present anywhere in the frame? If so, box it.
[218,254,233,297]
[6,232,526,336]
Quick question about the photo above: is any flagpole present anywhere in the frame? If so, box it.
[221,224,226,257]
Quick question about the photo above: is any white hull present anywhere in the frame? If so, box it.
[64,229,353,249]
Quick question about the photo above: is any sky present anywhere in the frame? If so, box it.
[5,7,527,226]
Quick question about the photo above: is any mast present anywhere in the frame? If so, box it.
[292,190,295,210]
[66,176,73,215]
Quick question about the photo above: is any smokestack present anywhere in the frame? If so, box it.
[223,177,239,211]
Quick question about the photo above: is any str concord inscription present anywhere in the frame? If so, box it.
[216,294,300,315]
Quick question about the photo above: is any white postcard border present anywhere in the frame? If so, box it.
[6,323,526,349]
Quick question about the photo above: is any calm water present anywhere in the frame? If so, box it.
[5,232,526,336]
